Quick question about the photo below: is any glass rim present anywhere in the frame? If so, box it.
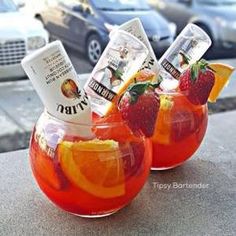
[155,89,189,97]
[155,89,208,107]
[43,109,129,128]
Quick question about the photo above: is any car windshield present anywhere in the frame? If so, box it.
[91,0,150,11]
[0,0,17,12]
[196,0,236,5]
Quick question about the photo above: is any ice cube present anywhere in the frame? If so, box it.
[160,78,179,91]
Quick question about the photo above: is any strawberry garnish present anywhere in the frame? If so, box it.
[179,59,215,105]
[118,82,160,137]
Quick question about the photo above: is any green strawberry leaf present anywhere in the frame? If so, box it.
[199,59,208,66]
[129,91,139,104]
[190,63,199,82]
[129,82,149,96]
[149,82,161,89]
[114,69,123,80]
[199,59,208,73]
[128,80,161,104]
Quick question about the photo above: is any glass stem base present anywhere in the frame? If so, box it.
[151,162,184,171]
[70,210,119,218]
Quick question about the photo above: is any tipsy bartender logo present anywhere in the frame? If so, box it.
[56,79,89,115]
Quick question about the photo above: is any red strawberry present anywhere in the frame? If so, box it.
[118,82,160,137]
[179,60,215,105]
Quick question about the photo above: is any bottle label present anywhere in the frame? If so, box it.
[161,58,181,79]
[88,78,116,102]
[22,41,92,125]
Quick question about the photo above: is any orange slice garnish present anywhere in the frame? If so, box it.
[134,69,156,82]
[151,95,173,144]
[58,139,125,199]
[208,63,235,102]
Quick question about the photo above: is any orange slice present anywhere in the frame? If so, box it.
[58,139,125,199]
[151,95,173,144]
[134,69,156,82]
[208,63,235,102]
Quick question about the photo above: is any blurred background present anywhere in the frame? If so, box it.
[0,0,236,152]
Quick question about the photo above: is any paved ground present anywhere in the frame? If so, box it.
[0,58,235,153]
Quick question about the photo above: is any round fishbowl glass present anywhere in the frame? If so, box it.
[29,111,152,217]
[151,91,208,170]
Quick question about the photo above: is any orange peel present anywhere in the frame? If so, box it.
[208,63,235,102]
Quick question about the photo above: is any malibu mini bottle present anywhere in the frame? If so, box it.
[21,40,92,136]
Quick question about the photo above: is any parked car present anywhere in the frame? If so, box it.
[0,0,49,80]
[37,0,176,65]
[13,0,48,17]
[148,0,236,49]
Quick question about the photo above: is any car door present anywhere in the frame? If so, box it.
[61,0,91,51]
[41,0,68,39]
[153,0,195,34]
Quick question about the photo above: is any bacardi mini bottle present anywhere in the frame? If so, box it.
[159,23,212,81]
[84,30,148,116]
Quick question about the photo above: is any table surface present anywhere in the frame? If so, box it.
[0,111,236,236]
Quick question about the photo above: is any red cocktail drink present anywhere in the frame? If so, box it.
[29,112,152,217]
[151,92,208,169]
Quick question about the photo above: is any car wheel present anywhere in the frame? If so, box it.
[87,34,102,66]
